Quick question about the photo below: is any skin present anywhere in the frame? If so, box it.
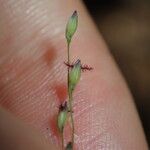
[0,0,148,149]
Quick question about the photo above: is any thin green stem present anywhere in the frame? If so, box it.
[69,91,74,148]
[61,132,64,150]
[67,42,70,88]
[67,42,70,64]
[67,41,75,148]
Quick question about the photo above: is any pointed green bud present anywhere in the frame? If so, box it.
[66,10,78,44]
[57,111,67,132]
[57,102,68,133]
[65,142,72,150]
[69,59,81,91]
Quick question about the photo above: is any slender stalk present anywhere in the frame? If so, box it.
[61,132,64,150]
[69,91,74,147]
[67,42,70,88]
[67,41,75,148]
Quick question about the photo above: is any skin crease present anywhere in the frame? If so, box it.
[0,0,148,149]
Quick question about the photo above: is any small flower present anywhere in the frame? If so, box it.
[66,10,78,44]
[69,59,81,91]
[65,142,72,150]
[59,101,68,112]
[64,61,93,72]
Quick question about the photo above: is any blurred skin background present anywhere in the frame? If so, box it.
[83,0,150,145]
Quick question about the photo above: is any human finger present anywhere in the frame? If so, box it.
[0,0,148,149]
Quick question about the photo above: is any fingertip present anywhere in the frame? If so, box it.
[0,107,58,150]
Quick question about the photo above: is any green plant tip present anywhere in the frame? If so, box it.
[69,59,81,91]
[57,110,67,133]
[66,10,78,45]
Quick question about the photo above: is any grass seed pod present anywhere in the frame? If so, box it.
[65,11,78,44]
[57,102,68,133]
[69,59,81,91]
